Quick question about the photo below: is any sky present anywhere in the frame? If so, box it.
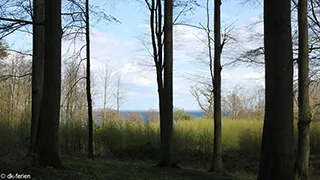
[4,0,265,111]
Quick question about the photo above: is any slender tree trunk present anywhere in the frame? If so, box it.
[34,0,63,168]
[161,0,174,167]
[156,0,162,77]
[29,0,45,155]
[9,59,15,122]
[115,76,121,120]
[295,0,311,179]
[103,65,108,126]
[85,0,94,159]
[210,0,223,172]
[258,0,294,179]
[155,0,166,167]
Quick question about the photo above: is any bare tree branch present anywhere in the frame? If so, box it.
[0,17,43,25]
[0,73,32,82]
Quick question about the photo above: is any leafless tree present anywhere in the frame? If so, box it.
[114,75,126,121]
[190,84,213,119]
[101,62,116,123]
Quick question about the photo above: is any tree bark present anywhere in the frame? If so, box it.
[294,0,311,179]
[146,0,176,167]
[210,0,223,172]
[160,0,174,167]
[258,0,294,179]
[85,0,94,159]
[34,0,63,168]
[29,0,45,155]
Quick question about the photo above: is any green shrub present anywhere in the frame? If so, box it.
[173,108,193,121]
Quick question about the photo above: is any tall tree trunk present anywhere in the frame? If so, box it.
[295,0,311,179]
[146,0,176,167]
[161,0,174,167]
[29,0,44,155]
[85,0,94,159]
[258,0,294,179]
[210,0,223,172]
[154,0,165,167]
[34,0,63,168]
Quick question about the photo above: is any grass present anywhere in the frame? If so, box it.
[1,151,319,180]
[0,154,255,180]
[1,117,320,176]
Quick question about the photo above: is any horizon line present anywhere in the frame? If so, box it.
[93,108,204,112]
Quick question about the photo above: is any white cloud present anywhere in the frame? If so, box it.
[138,76,152,86]
[249,17,259,23]
[4,4,264,110]
[243,72,264,79]
[121,63,133,75]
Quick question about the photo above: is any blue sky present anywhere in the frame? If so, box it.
[4,0,265,111]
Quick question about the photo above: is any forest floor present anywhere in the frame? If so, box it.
[0,155,255,180]
[31,158,256,180]
[2,152,320,180]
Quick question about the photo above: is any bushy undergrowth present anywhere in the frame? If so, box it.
[1,117,320,171]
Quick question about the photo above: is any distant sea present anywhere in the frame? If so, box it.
[120,110,204,120]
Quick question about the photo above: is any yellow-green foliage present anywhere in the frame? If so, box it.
[173,118,263,155]
[57,118,320,158]
[1,117,320,159]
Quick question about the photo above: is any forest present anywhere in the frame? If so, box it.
[0,0,320,179]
